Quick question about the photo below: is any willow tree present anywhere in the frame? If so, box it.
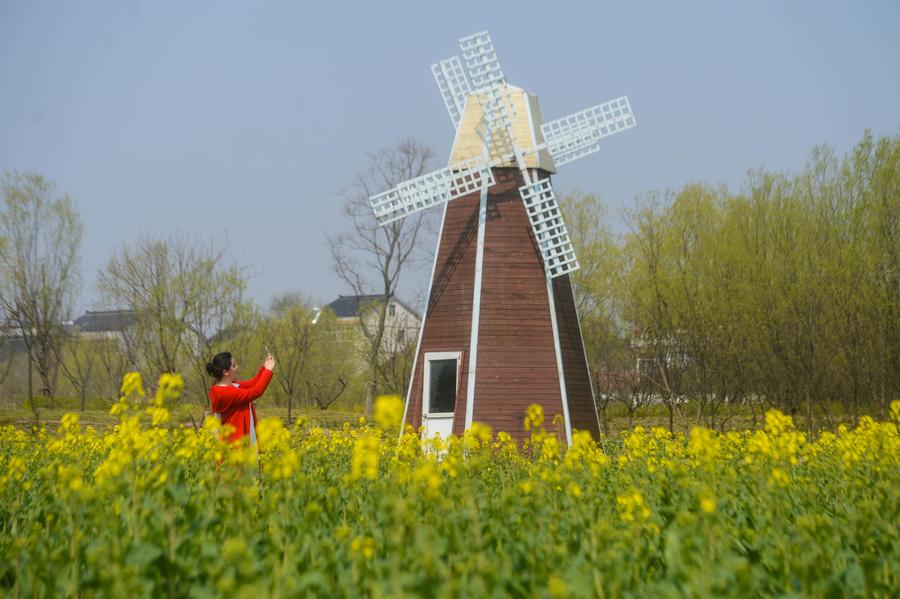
[0,172,82,413]
[97,234,248,404]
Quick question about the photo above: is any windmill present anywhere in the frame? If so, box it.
[369,31,636,445]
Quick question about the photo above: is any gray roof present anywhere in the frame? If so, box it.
[72,310,136,333]
[324,295,420,319]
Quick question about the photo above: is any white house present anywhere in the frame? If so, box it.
[318,295,421,357]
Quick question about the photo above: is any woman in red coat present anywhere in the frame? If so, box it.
[207,351,275,445]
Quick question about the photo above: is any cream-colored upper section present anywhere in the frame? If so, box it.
[448,85,557,173]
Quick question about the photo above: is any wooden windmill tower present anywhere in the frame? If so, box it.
[369,32,636,445]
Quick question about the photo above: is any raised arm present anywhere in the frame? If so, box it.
[210,368,273,413]
[235,366,266,389]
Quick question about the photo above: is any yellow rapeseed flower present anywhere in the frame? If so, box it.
[890,399,900,426]
[769,467,790,488]
[60,412,80,432]
[154,372,184,406]
[764,409,794,436]
[524,403,544,432]
[374,395,404,430]
[616,489,651,523]
[348,433,380,481]
[120,371,145,398]
[350,536,375,560]
[412,461,442,496]
[548,575,569,598]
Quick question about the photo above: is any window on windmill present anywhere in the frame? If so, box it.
[428,359,457,414]
[389,303,396,317]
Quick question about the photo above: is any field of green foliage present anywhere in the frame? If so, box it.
[1,374,898,597]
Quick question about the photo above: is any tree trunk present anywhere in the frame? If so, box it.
[805,390,814,436]
[27,351,38,422]
[287,391,293,426]
[364,302,389,416]
[364,368,377,416]
[34,346,56,402]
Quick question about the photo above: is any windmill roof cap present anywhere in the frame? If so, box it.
[448,85,556,173]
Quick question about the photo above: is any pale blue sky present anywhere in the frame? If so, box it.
[1,0,898,312]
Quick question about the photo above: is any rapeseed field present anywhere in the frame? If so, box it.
[1,374,898,597]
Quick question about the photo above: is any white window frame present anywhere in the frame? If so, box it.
[422,351,461,419]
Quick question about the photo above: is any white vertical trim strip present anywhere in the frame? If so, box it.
[463,179,489,431]
[537,167,572,447]
[400,202,449,440]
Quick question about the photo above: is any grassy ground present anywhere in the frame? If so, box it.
[0,401,362,432]
[0,396,879,436]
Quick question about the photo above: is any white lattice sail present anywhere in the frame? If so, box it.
[431,56,471,129]
[519,177,579,278]
[540,97,636,166]
[474,83,518,154]
[370,29,637,287]
[458,31,505,90]
[369,158,496,226]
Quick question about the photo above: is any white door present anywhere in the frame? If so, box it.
[421,352,460,441]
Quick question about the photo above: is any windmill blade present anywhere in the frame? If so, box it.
[519,177,579,278]
[458,31,505,90]
[431,56,471,129]
[369,158,496,226]
[540,96,636,167]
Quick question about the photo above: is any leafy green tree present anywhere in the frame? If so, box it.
[567,131,898,432]
[97,234,248,405]
[263,293,319,424]
[304,309,361,410]
[57,336,100,412]
[0,172,82,414]
[562,191,629,431]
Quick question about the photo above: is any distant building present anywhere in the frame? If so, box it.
[318,294,421,356]
[71,310,136,341]
[0,309,137,356]
[630,330,691,378]
[0,318,28,355]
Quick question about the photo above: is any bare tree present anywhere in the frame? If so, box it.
[57,336,99,412]
[265,293,319,425]
[373,304,419,397]
[303,309,358,410]
[97,234,247,404]
[0,328,22,409]
[94,332,139,404]
[0,172,83,414]
[328,139,436,414]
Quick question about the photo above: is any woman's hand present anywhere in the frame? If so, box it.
[264,353,276,371]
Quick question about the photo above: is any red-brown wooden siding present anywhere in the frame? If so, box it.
[552,275,600,438]
[471,169,566,443]
[405,194,480,430]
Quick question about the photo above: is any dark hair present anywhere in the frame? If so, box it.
[206,352,233,380]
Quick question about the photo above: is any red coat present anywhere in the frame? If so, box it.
[209,366,273,443]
